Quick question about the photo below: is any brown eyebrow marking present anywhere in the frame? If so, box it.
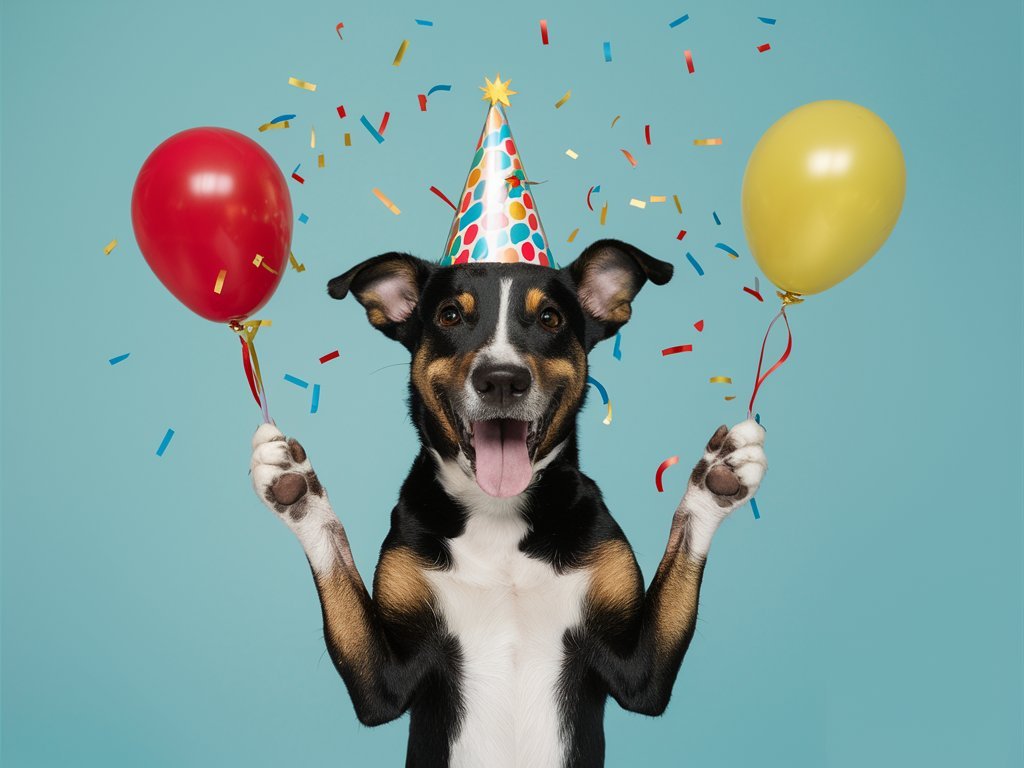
[455,291,476,315]
[525,287,546,315]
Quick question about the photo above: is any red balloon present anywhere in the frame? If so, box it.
[131,127,293,324]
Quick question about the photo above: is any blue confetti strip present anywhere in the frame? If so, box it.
[685,252,704,276]
[108,353,130,366]
[603,42,612,62]
[415,18,433,26]
[613,331,622,360]
[360,114,385,144]
[156,428,174,457]
[426,83,452,97]
[586,375,609,405]
[755,412,766,430]
[284,373,310,389]
[292,163,301,175]
[298,213,309,224]
[714,242,740,258]
[757,16,776,25]
[311,383,321,414]
[669,14,690,27]
[750,498,761,519]
[272,114,296,124]
[712,211,722,225]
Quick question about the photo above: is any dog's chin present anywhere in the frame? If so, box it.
[455,417,545,498]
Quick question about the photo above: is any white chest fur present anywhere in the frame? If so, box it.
[424,504,589,768]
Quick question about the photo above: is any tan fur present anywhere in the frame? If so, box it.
[530,339,587,457]
[586,539,641,616]
[411,341,476,449]
[375,547,433,621]
[315,566,373,671]
[525,287,546,315]
[455,291,476,316]
[651,555,703,656]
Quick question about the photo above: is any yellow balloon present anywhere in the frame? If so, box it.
[741,100,906,297]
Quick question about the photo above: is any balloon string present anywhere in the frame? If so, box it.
[238,331,272,424]
[747,306,793,419]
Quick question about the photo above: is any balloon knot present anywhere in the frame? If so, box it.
[776,290,804,306]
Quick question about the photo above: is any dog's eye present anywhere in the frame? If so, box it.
[539,308,562,330]
[438,305,462,327]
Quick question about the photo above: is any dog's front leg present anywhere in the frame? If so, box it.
[250,424,427,726]
[598,419,767,715]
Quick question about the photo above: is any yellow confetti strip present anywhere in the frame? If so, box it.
[629,198,647,209]
[567,227,580,243]
[709,376,733,384]
[373,187,401,215]
[602,402,613,426]
[258,121,289,132]
[317,153,325,168]
[620,148,638,168]
[103,239,117,255]
[252,254,279,274]
[599,202,608,225]
[650,195,667,203]
[565,149,579,159]
[289,252,306,273]
[673,195,682,213]
[554,90,572,109]
[260,319,273,327]
[344,132,351,146]
[610,114,621,128]
[693,138,723,146]
[288,77,317,91]
[724,396,736,401]
[213,269,227,294]
[393,39,409,66]
[311,126,316,149]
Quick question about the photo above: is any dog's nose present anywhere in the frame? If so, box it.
[472,363,532,408]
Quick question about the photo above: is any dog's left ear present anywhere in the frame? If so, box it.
[563,239,674,349]
[327,252,435,350]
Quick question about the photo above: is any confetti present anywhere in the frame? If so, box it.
[565,149,579,159]
[724,396,737,401]
[415,19,433,26]
[645,124,652,144]
[344,133,351,146]
[373,187,401,215]
[613,331,623,360]
[214,269,227,294]
[655,456,679,493]
[586,375,613,425]
[685,252,704,276]
[567,227,580,242]
[258,121,289,132]
[709,376,733,384]
[284,373,310,389]
[603,42,612,62]
[586,184,600,211]
[108,353,130,366]
[610,114,622,128]
[673,195,682,213]
[757,43,772,53]
[360,115,385,143]
[743,286,764,302]
[630,198,647,209]
[713,211,722,225]
[291,162,305,183]
[335,22,344,40]
[156,428,175,457]
[540,19,549,45]
[319,350,340,364]
[555,90,572,109]
[715,242,740,259]
[103,239,117,255]
[750,498,761,519]
[661,344,692,356]
[599,202,608,225]
[271,114,295,124]
[694,320,704,332]
[650,195,666,203]
[311,384,321,414]
[669,14,690,27]
[252,254,279,274]
[684,50,695,74]
[693,138,722,146]
[393,40,409,66]
[676,230,687,240]
[620,148,638,167]
[288,77,317,91]
[378,111,391,135]
[317,153,325,168]
[298,213,309,224]
[289,252,305,272]
[336,105,347,119]
[418,94,428,111]
[758,16,777,25]
[426,84,452,98]
[429,185,457,210]
[310,126,316,148]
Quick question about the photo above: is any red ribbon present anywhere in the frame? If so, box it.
[747,306,793,418]
[240,336,261,406]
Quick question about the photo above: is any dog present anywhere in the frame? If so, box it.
[250,239,767,767]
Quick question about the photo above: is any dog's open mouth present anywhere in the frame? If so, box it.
[456,418,542,498]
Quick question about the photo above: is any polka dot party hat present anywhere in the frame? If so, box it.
[440,75,556,268]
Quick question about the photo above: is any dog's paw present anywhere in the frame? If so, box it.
[687,419,767,516]
[251,424,326,524]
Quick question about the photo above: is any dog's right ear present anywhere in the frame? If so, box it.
[327,253,435,350]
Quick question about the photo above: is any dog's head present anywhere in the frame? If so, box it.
[328,240,672,498]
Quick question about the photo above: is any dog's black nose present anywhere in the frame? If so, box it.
[472,363,532,407]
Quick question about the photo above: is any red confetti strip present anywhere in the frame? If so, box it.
[743,287,765,302]
[644,124,652,145]
[694,320,704,332]
[418,94,427,111]
[620,148,638,168]
[540,19,549,45]
[684,49,695,73]
[429,185,457,210]
[336,105,347,119]
[239,337,261,406]
[291,172,305,184]
[661,344,693,356]
[676,230,687,240]
[335,22,344,41]
[378,111,391,135]
[757,43,771,53]
[586,185,597,211]
[319,349,341,364]
[656,456,680,493]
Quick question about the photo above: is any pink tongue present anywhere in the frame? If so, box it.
[472,420,532,498]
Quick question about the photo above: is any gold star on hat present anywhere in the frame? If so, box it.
[480,74,517,107]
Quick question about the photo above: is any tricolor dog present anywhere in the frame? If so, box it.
[249,239,767,767]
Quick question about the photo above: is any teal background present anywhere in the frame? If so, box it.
[2,0,1021,765]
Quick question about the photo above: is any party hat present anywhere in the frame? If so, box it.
[440,75,556,267]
